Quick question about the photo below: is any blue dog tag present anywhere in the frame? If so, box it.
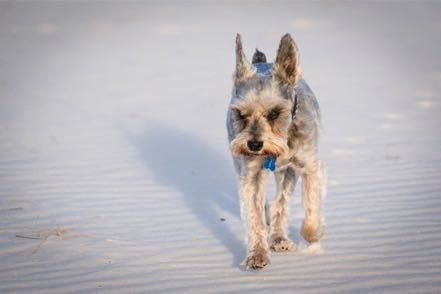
[263,156,276,171]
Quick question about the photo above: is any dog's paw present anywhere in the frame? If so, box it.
[270,236,295,252]
[301,219,325,243]
[244,250,270,270]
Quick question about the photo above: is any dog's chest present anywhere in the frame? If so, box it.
[275,146,306,172]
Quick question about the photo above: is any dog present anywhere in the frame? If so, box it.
[226,34,325,270]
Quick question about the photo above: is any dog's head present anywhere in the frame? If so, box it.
[229,34,301,157]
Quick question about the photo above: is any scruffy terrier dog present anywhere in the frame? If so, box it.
[226,34,325,270]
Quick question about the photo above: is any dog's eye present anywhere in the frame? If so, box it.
[267,110,280,121]
[235,110,246,120]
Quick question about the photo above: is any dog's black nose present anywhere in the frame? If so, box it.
[247,139,263,152]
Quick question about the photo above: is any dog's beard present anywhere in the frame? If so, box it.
[230,135,288,157]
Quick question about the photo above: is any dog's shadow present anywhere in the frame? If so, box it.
[129,122,245,266]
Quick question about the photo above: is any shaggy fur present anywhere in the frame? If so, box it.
[226,34,325,270]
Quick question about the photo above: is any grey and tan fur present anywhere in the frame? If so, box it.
[226,34,325,270]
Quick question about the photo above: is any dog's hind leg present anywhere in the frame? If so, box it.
[270,166,298,252]
[300,159,325,243]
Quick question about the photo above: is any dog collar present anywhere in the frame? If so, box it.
[263,155,276,171]
[292,93,298,119]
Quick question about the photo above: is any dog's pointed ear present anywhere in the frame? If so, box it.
[273,33,301,87]
[234,34,255,86]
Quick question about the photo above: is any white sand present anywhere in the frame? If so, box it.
[1,2,441,293]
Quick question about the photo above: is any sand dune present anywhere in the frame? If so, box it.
[1,2,441,293]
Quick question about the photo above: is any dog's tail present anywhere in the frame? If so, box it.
[252,48,267,64]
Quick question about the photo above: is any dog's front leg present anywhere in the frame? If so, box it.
[239,159,270,270]
[270,166,298,251]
